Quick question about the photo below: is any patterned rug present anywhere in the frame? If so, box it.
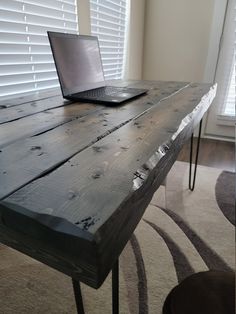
[0,162,234,313]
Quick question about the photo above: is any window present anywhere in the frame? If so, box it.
[223,61,235,116]
[214,0,235,119]
[90,0,128,80]
[0,0,78,99]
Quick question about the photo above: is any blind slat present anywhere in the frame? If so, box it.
[0,5,76,21]
[224,63,235,116]
[0,63,56,74]
[91,16,126,28]
[91,23,125,34]
[6,0,76,12]
[90,0,128,80]
[0,54,55,65]
[90,2,126,16]
[0,0,78,99]
[91,30,125,40]
[91,9,126,23]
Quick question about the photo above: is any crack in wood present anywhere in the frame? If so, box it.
[30,146,41,151]
[0,99,70,125]
[0,82,193,200]
[0,93,61,109]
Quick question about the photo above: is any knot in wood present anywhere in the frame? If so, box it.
[68,190,76,200]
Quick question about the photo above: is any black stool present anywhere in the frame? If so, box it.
[163,271,235,314]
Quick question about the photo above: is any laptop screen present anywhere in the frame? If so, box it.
[48,32,105,96]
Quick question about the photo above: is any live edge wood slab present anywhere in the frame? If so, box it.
[0,80,216,289]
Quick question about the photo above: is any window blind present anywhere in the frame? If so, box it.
[222,0,235,117]
[214,0,235,118]
[0,0,78,99]
[90,0,128,80]
[224,60,235,116]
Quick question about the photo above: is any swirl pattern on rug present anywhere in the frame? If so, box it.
[0,162,234,313]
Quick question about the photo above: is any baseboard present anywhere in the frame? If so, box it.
[202,134,235,143]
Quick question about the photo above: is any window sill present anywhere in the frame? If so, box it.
[217,114,235,126]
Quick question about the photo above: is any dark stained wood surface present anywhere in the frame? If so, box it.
[0,80,216,288]
[0,95,70,124]
[0,80,131,123]
[0,102,100,148]
[0,81,188,199]
[0,88,60,108]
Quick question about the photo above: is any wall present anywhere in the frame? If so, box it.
[124,0,146,80]
[142,0,215,82]
[77,0,91,35]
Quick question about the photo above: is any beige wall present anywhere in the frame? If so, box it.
[77,0,91,35]
[142,0,215,82]
[124,0,146,80]
[77,0,218,84]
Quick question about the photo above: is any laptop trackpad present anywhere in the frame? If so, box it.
[117,92,132,98]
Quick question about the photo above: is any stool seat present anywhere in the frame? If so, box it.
[163,271,235,314]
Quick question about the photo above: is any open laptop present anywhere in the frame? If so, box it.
[47,32,148,105]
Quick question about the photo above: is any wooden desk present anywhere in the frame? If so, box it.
[0,80,216,307]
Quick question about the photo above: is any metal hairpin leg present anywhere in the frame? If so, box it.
[72,260,119,314]
[189,119,202,191]
[72,279,85,314]
[112,259,119,314]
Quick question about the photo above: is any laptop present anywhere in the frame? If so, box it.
[47,32,148,105]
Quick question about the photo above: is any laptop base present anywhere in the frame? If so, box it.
[66,86,148,105]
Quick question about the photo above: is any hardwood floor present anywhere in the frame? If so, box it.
[178,138,235,172]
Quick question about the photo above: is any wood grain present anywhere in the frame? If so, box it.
[0,96,71,124]
[0,102,99,148]
[0,80,134,123]
[0,81,216,288]
[0,88,60,108]
[0,81,187,199]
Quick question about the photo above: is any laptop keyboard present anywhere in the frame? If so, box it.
[75,86,126,98]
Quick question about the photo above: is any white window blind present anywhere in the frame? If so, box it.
[214,0,235,118]
[0,0,78,99]
[224,60,235,116]
[90,0,128,80]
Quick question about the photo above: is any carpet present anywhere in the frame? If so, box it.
[0,162,234,313]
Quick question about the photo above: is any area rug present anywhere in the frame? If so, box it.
[0,162,234,313]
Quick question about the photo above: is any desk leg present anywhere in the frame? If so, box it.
[72,260,119,314]
[189,119,202,191]
[72,279,85,314]
[112,259,119,314]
